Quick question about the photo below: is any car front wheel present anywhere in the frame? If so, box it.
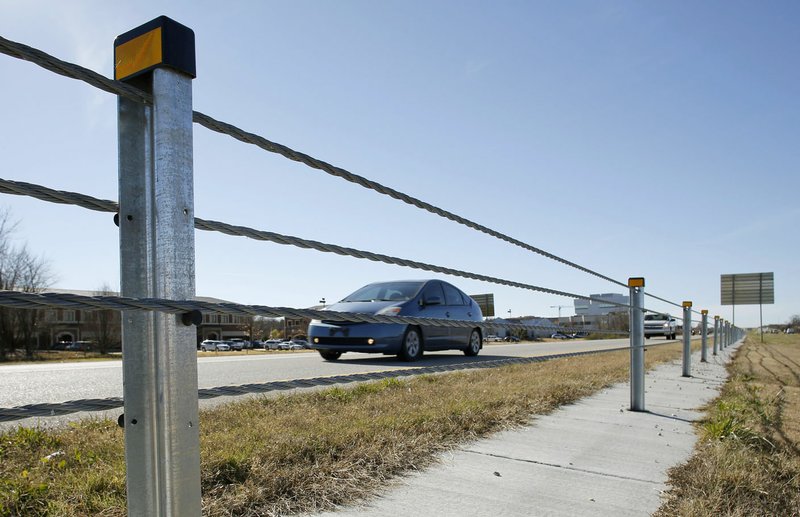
[398,327,423,362]
[319,350,342,361]
[464,329,481,356]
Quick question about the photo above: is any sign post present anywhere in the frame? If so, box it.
[721,272,774,343]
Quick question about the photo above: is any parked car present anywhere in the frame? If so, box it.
[277,341,293,350]
[227,338,247,350]
[308,279,483,362]
[550,332,570,340]
[65,341,93,351]
[263,339,282,350]
[289,339,310,349]
[200,340,224,352]
[484,335,503,342]
[503,335,520,342]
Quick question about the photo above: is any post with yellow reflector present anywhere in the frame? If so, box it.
[628,278,645,411]
[682,301,692,377]
[115,16,200,516]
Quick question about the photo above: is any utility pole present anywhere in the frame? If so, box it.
[550,305,571,326]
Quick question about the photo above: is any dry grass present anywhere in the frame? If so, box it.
[656,333,800,516]
[0,350,121,364]
[1,342,689,516]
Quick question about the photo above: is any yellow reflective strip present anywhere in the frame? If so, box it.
[115,27,163,80]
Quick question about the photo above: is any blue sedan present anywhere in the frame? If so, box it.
[308,280,484,361]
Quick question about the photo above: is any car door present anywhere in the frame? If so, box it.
[441,283,471,345]
[417,281,449,349]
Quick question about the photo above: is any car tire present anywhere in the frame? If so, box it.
[319,350,342,361]
[398,327,423,362]
[464,329,481,356]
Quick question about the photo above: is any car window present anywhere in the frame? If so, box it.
[421,282,445,304]
[442,283,465,306]
[342,281,424,302]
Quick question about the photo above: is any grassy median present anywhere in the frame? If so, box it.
[1,341,693,516]
[657,333,800,516]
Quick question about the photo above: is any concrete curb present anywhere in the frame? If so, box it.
[314,341,742,516]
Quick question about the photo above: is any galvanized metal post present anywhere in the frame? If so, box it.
[700,310,708,363]
[723,321,728,348]
[116,18,200,516]
[713,316,719,356]
[628,278,645,411]
[727,321,732,347]
[682,302,692,377]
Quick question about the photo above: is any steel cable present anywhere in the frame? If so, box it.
[0,290,627,337]
[0,178,632,309]
[0,344,650,423]
[1,35,619,287]
[0,36,689,311]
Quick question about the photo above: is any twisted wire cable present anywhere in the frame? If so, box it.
[0,36,688,311]
[0,37,624,287]
[0,344,658,423]
[0,178,632,309]
[0,290,627,337]
[0,35,150,105]
[191,111,630,290]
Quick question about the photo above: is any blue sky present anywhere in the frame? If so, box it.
[1,1,798,327]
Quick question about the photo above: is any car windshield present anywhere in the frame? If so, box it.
[644,314,669,321]
[341,281,425,303]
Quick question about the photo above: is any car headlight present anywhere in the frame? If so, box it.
[663,323,670,328]
[377,306,402,316]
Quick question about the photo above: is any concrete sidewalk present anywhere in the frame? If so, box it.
[315,342,741,517]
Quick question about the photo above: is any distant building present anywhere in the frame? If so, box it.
[574,293,629,316]
[40,290,251,347]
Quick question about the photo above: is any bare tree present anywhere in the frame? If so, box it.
[239,316,282,342]
[597,311,630,333]
[0,209,52,360]
[87,283,120,354]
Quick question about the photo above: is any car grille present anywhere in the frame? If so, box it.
[313,337,374,346]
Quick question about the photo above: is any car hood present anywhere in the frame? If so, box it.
[326,300,401,315]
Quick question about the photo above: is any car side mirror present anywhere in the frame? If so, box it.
[422,295,442,306]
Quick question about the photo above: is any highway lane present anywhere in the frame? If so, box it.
[0,337,654,429]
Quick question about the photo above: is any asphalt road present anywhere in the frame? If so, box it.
[0,337,655,430]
